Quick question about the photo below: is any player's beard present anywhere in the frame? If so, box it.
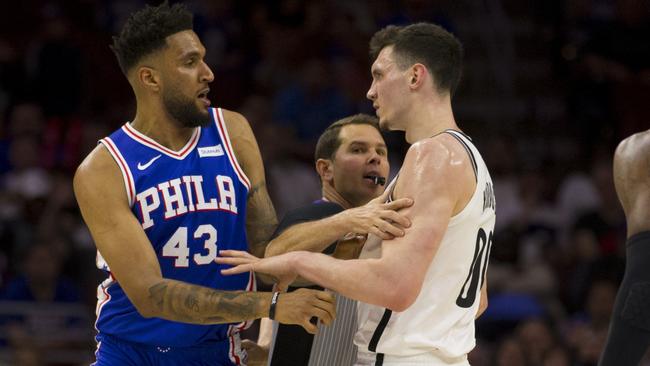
[162,90,211,128]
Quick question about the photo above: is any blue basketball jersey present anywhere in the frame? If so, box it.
[94,107,253,363]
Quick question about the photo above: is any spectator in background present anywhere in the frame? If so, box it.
[481,227,555,340]
[516,318,559,366]
[238,94,322,219]
[0,243,80,303]
[1,134,51,265]
[29,6,82,117]
[563,228,606,312]
[542,346,572,366]
[0,244,89,365]
[571,156,625,254]
[273,58,354,159]
[6,324,42,366]
[572,0,650,146]
[494,337,526,366]
[565,279,615,365]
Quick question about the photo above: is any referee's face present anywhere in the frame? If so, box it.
[331,124,389,207]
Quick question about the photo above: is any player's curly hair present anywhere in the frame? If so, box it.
[111,1,193,74]
[370,23,464,96]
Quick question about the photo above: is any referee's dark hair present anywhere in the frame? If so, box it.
[111,1,193,75]
[315,114,381,162]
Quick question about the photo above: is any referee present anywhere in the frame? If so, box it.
[264,114,391,366]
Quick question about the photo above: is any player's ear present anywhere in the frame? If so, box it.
[136,65,161,92]
[316,158,334,182]
[408,63,428,90]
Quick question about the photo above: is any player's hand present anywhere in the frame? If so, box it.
[336,191,412,240]
[275,288,336,334]
[241,339,268,366]
[216,250,299,291]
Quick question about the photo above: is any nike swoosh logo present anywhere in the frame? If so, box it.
[137,155,162,170]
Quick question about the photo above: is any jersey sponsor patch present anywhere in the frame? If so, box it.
[198,144,224,157]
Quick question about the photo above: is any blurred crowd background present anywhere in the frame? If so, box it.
[0,0,648,365]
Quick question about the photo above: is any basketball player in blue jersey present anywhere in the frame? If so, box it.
[599,128,650,366]
[219,23,495,365]
[73,3,412,365]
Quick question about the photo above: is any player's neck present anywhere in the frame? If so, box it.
[404,94,457,144]
[321,183,353,209]
[131,105,197,151]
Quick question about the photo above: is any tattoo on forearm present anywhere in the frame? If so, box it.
[149,282,167,311]
[204,292,259,323]
[147,280,266,324]
[184,286,200,313]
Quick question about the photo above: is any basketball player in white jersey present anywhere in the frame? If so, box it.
[217,22,496,365]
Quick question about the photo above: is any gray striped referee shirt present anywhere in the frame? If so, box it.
[307,292,358,366]
[266,200,359,365]
[269,292,358,366]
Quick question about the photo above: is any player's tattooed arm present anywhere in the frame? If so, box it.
[246,181,278,258]
[147,279,337,333]
[147,280,270,324]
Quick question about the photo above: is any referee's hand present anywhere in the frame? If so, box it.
[336,194,413,240]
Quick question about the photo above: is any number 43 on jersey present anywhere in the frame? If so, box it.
[162,225,218,267]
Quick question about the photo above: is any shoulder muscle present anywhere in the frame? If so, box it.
[398,134,476,214]
[74,144,129,215]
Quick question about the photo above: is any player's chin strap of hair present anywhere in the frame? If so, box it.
[269,291,280,320]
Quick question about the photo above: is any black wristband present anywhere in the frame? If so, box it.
[269,292,280,320]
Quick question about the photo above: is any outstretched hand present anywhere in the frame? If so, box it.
[216,251,336,334]
[216,250,299,291]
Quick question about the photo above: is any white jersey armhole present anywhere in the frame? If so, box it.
[98,138,136,207]
[444,131,481,226]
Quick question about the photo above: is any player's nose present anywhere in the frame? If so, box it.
[366,82,377,101]
[201,61,214,83]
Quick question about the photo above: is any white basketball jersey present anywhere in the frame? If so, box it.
[354,130,496,364]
